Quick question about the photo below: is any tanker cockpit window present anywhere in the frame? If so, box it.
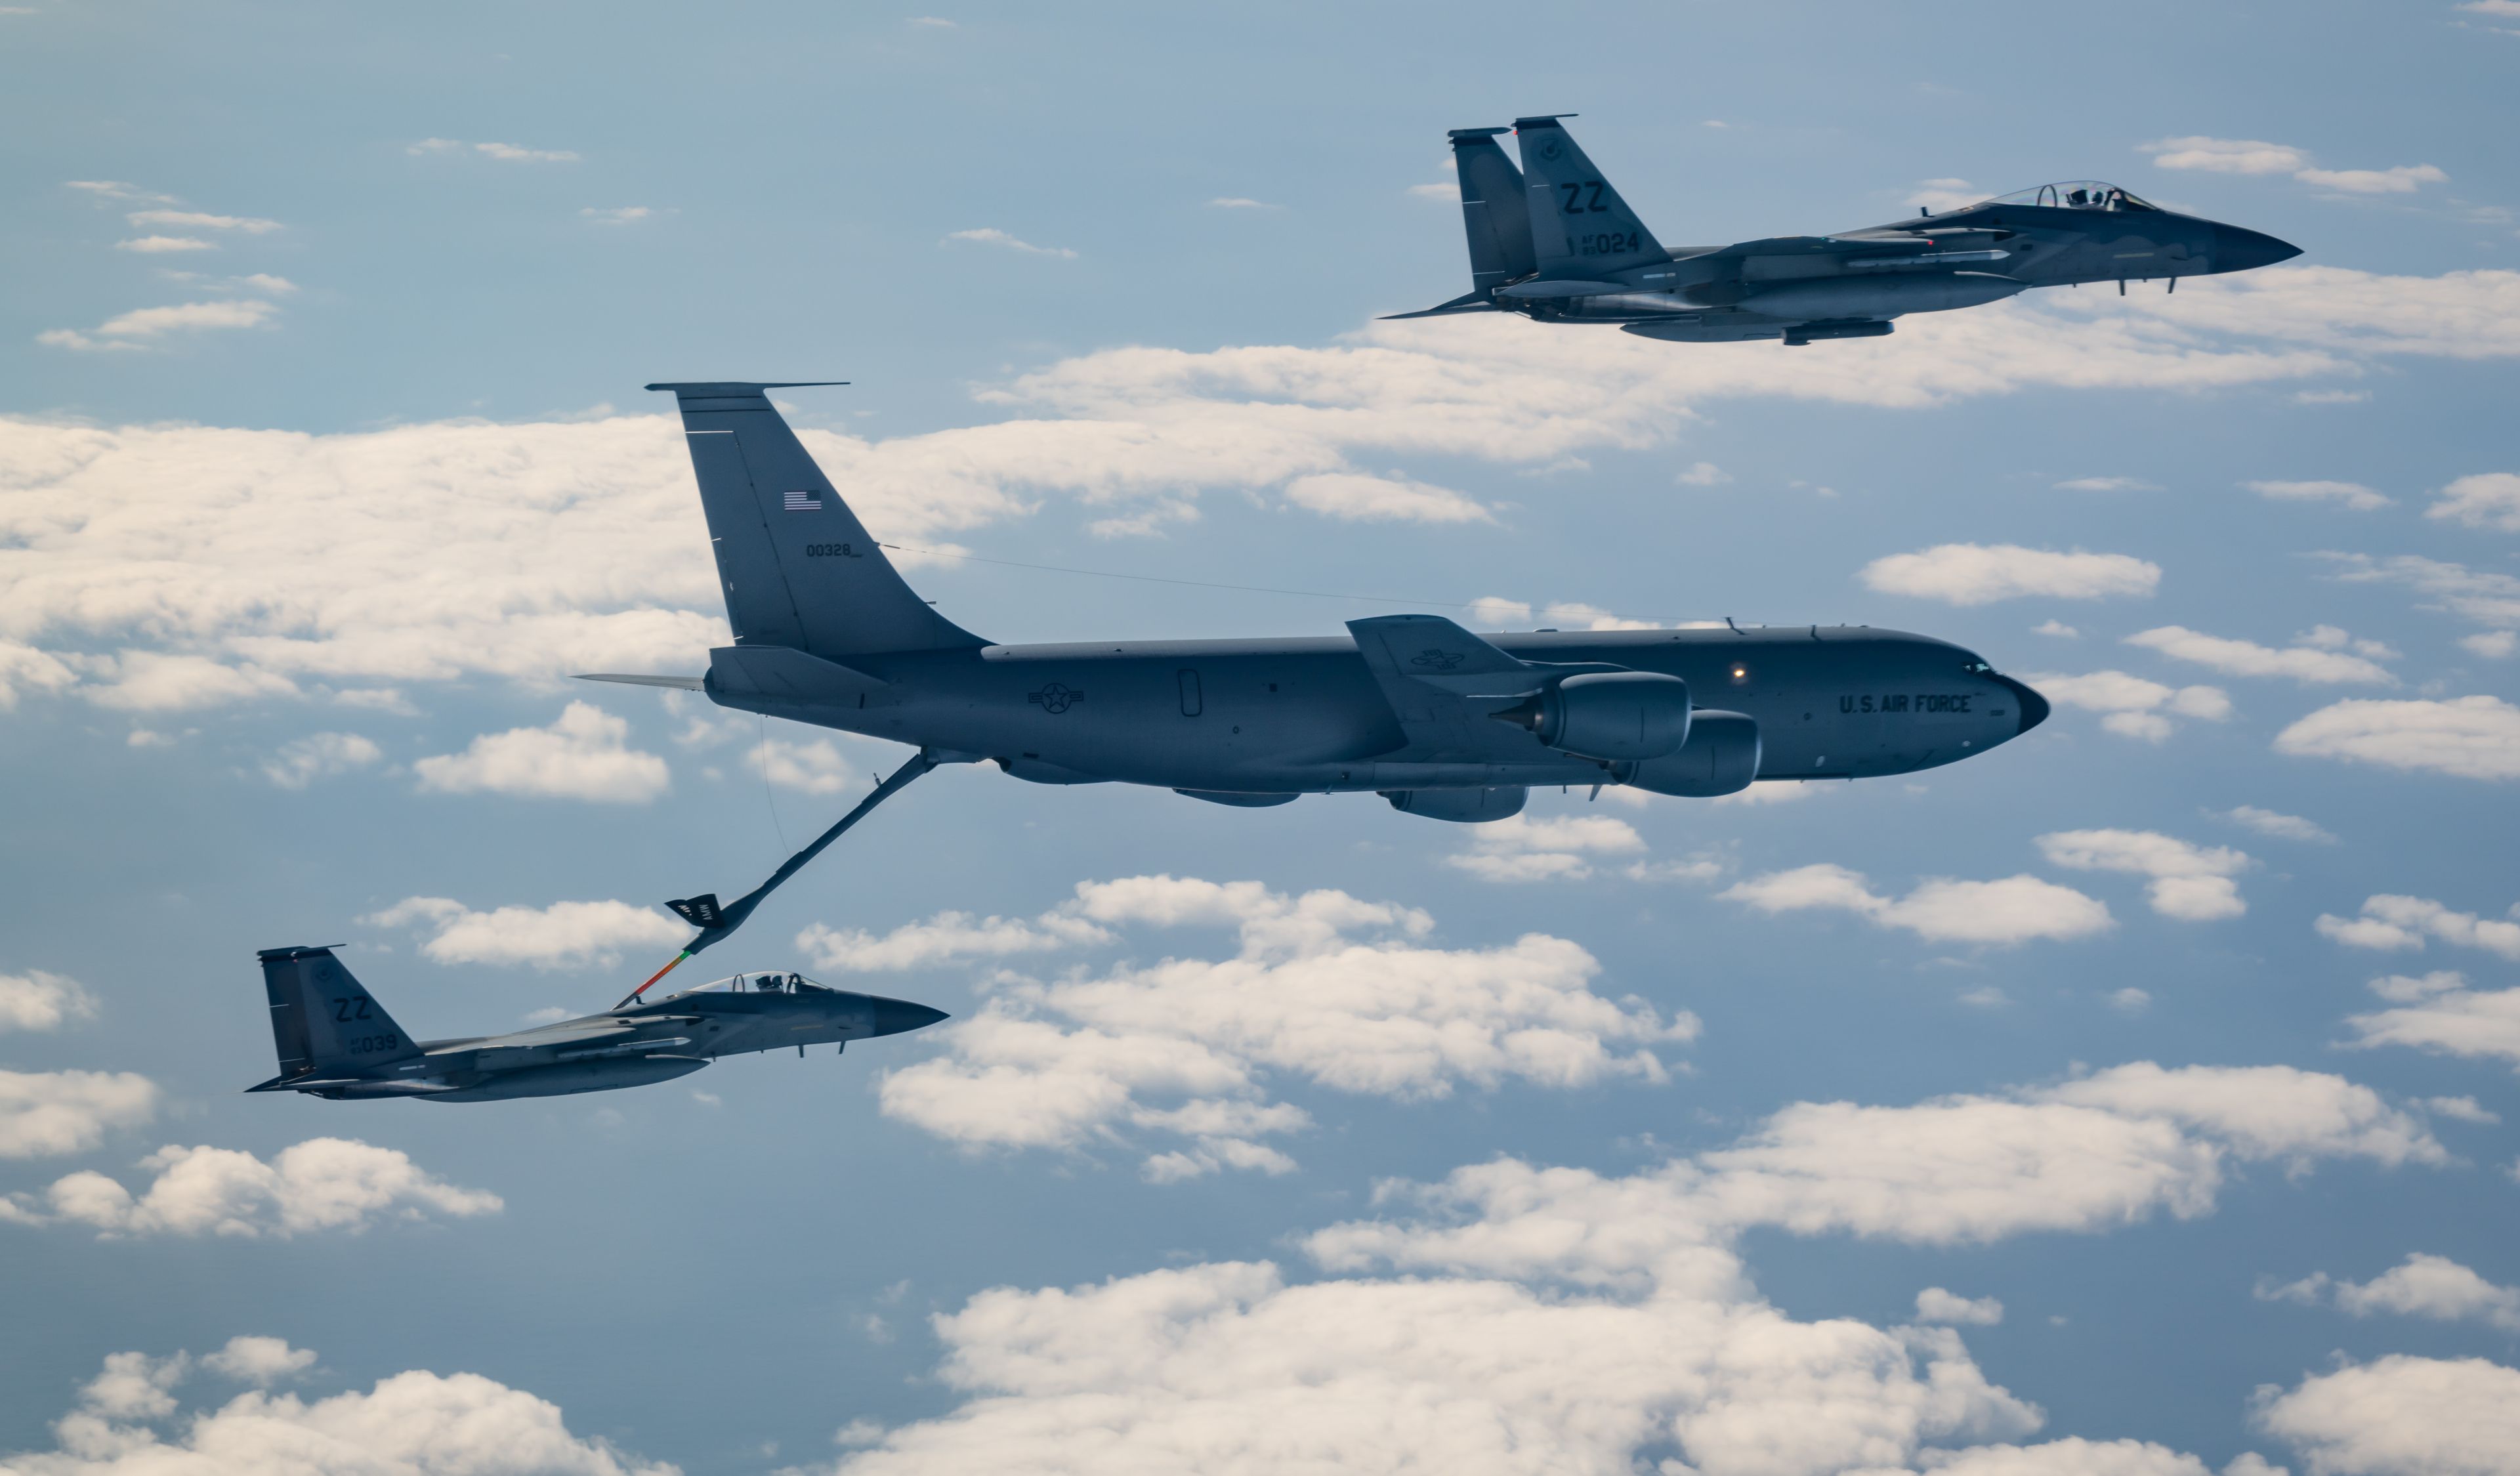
[1960,659,1994,675]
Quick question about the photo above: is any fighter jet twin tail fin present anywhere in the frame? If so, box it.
[1389,116,1669,319]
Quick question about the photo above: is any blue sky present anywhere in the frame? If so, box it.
[3,3,2519,1473]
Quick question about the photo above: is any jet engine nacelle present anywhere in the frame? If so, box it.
[1382,786,1528,823]
[1744,270,2025,321]
[1616,711,1761,797]
[1505,671,1692,761]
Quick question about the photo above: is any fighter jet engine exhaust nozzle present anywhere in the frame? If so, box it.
[1497,671,1692,761]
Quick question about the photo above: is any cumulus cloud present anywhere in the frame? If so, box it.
[2055,476,2159,492]
[2254,1355,2520,1476]
[39,298,280,351]
[260,730,381,788]
[941,227,1076,258]
[200,1335,317,1384]
[1675,460,1732,486]
[0,969,98,1032]
[1858,545,2161,606]
[580,206,653,226]
[0,1068,158,1158]
[798,908,1110,973]
[1,1137,499,1238]
[1281,470,1491,523]
[1916,1288,2005,1325]
[2345,971,2520,1073]
[410,137,581,162]
[2320,554,2520,633]
[2021,670,2233,740]
[2315,895,2520,961]
[2246,478,2392,511]
[415,702,669,802]
[2036,829,2252,920]
[2216,806,2337,844]
[2426,471,2520,532]
[1444,812,1648,882]
[366,896,687,971]
[2262,1254,2520,1332]
[5,1341,671,1474]
[9,270,2518,711]
[2275,695,2520,781]
[2462,631,2518,660]
[114,234,215,253]
[1721,863,2112,944]
[831,1061,2431,1476]
[2124,626,2394,685]
[877,875,1694,1178]
[2141,137,2448,196]
[125,209,281,234]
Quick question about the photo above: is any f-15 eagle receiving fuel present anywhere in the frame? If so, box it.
[580,383,2051,830]
[1396,116,2301,345]
[246,946,946,1102]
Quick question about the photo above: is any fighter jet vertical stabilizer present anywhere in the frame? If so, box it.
[1510,115,1669,279]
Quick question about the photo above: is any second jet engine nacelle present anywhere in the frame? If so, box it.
[1505,671,1692,761]
[1744,270,2025,321]
[1616,711,1762,797]
[1382,786,1528,823]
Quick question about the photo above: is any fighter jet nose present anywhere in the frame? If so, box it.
[2215,226,2302,274]
[869,998,950,1037]
[1996,675,2049,736]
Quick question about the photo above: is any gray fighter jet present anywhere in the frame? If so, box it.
[578,383,2048,830]
[245,945,946,1102]
[1396,116,2301,345]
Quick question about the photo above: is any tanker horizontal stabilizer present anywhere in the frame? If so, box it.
[574,673,705,691]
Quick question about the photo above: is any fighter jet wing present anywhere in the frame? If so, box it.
[1345,615,1558,759]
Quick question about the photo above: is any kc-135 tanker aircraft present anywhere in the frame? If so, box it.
[1396,115,2301,345]
[582,382,2052,826]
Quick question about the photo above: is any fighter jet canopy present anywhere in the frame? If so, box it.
[1983,181,2160,212]
[667,971,834,999]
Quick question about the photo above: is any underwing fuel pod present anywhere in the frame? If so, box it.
[576,383,2049,826]
[1395,116,2301,345]
[245,946,946,1103]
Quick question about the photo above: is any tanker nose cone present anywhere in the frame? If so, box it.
[1996,675,2049,736]
[2214,226,2301,274]
[870,998,949,1037]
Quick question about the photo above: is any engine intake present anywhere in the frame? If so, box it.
[1499,671,1692,761]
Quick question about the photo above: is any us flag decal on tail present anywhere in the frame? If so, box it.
[783,488,823,511]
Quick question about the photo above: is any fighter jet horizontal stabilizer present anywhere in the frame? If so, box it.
[1381,290,1497,321]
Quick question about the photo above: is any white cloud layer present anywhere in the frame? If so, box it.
[1859,545,2161,606]
[0,1068,158,1158]
[1444,813,1647,883]
[876,875,1694,1179]
[834,1062,2429,1476]
[415,702,669,803]
[2345,970,2520,1073]
[261,730,382,788]
[2321,554,2520,633]
[5,1341,673,1474]
[1720,863,2113,944]
[366,896,688,971]
[1916,1288,2006,1325]
[2246,479,2391,511]
[2142,137,2450,195]
[2035,830,2252,920]
[2,1137,501,1238]
[2254,1356,2520,1476]
[2275,696,2520,781]
[2263,1253,2520,1332]
[2217,806,2337,844]
[2426,472,2520,532]
[2124,626,2394,685]
[8,268,2517,709]
[0,969,98,1032]
[2315,894,2520,961]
